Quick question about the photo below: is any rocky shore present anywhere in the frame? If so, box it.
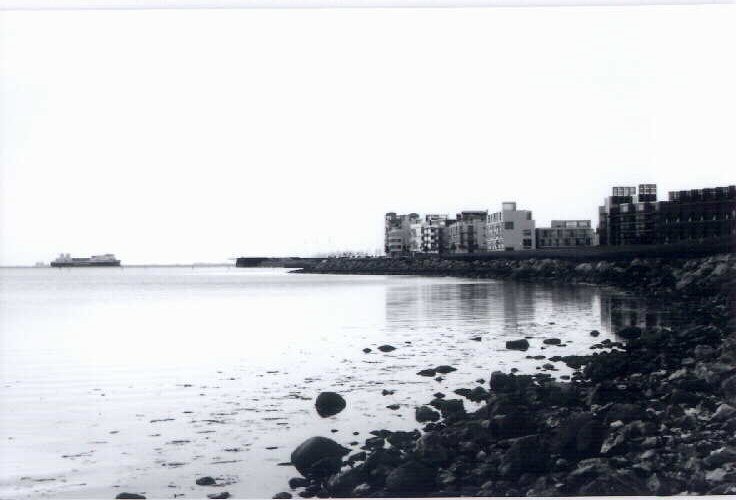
[277,254,736,497]
[296,254,732,297]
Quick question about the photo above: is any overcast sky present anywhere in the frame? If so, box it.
[1,6,734,265]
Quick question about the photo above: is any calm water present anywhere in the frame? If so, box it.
[0,266,668,499]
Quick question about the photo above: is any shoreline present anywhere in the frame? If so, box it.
[276,254,736,497]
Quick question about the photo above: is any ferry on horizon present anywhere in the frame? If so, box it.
[50,253,121,267]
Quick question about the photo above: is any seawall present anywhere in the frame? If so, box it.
[294,253,735,298]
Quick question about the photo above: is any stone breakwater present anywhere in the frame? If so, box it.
[276,254,736,497]
[296,254,734,297]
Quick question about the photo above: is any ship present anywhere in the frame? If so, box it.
[50,253,121,267]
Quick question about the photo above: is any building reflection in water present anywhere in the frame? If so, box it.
[599,293,676,333]
[383,277,678,338]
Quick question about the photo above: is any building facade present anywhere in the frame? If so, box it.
[447,211,488,253]
[598,184,736,246]
[487,202,535,251]
[420,214,450,254]
[536,220,595,248]
[384,212,419,257]
[653,186,736,244]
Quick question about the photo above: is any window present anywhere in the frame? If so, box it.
[504,221,514,230]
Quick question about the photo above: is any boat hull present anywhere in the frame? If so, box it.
[50,261,121,267]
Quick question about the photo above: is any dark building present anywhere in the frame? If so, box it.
[598,185,640,246]
[654,185,736,244]
[598,184,736,246]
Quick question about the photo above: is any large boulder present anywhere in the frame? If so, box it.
[384,461,437,494]
[551,412,605,460]
[290,437,350,478]
[315,392,346,417]
[499,435,549,477]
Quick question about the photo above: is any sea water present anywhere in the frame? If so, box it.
[0,266,670,498]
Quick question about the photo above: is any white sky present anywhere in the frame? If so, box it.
[1,5,734,265]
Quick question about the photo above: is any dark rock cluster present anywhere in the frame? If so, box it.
[278,254,736,497]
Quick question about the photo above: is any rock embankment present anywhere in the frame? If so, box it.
[297,254,735,298]
[278,255,736,497]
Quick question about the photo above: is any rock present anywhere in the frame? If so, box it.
[351,483,372,496]
[590,330,601,337]
[386,430,420,449]
[413,433,449,465]
[362,348,371,353]
[506,339,530,351]
[116,494,146,500]
[489,371,514,392]
[551,412,605,460]
[288,477,310,489]
[290,437,350,478]
[415,406,440,423]
[435,365,457,374]
[377,345,396,352]
[721,374,736,405]
[326,468,366,496]
[273,492,292,499]
[600,430,627,456]
[543,338,562,345]
[704,447,736,469]
[469,386,489,402]
[603,403,645,424]
[417,369,437,377]
[208,493,230,500]
[381,389,394,396]
[196,476,217,486]
[499,435,548,477]
[385,461,437,494]
[386,404,400,410]
[712,403,736,422]
[454,388,472,399]
[315,392,346,418]
[363,436,385,450]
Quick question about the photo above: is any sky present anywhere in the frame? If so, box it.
[0,5,734,265]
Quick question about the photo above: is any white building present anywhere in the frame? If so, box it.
[384,212,420,257]
[420,214,449,254]
[487,202,535,251]
[448,211,488,253]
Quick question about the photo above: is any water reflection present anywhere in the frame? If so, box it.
[385,278,676,337]
[600,293,675,332]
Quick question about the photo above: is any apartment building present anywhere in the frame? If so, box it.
[654,186,735,244]
[447,211,488,253]
[420,214,450,254]
[384,212,419,257]
[536,220,595,248]
[487,202,535,251]
[597,184,735,246]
